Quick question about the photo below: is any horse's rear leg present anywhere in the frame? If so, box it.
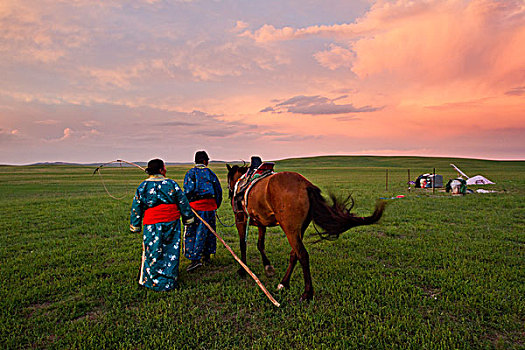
[295,240,314,302]
[280,229,314,301]
[236,213,248,278]
[277,249,298,290]
[257,226,275,277]
[298,216,314,301]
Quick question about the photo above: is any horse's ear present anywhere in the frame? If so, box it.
[226,164,232,171]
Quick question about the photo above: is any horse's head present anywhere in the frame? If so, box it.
[226,163,248,199]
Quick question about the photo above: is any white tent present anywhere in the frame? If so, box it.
[466,175,495,185]
[450,164,495,185]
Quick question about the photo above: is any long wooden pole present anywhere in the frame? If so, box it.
[408,169,411,192]
[191,209,281,307]
[433,168,436,194]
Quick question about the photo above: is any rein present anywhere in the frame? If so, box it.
[215,211,235,227]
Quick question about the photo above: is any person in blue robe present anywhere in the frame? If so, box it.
[130,159,194,291]
[183,151,223,271]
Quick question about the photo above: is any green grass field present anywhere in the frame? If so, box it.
[1,156,523,349]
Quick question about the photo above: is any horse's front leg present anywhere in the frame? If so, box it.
[235,212,248,278]
[257,226,275,277]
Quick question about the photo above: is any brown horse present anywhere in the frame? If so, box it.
[226,164,386,301]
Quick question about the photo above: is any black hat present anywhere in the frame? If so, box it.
[195,151,209,164]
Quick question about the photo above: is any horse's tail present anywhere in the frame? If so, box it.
[307,186,386,240]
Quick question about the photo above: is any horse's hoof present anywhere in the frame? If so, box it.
[299,292,314,302]
[277,283,286,290]
[264,265,275,277]
[237,268,247,278]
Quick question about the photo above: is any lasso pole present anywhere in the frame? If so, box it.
[191,209,281,307]
[93,159,146,174]
[93,160,146,200]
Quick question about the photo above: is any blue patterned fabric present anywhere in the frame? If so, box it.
[184,210,217,260]
[183,165,222,261]
[183,164,222,207]
[130,175,193,291]
[138,221,182,291]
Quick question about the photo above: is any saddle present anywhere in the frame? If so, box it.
[233,162,275,213]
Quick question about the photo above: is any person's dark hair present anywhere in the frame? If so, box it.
[145,158,165,175]
[194,151,209,164]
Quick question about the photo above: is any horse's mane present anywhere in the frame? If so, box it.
[226,164,249,199]
[227,164,248,183]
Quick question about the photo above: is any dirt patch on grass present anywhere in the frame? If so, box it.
[482,323,524,349]
[417,284,442,299]
[24,301,53,318]
[72,307,104,323]
[372,231,387,238]
[31,334,61,349]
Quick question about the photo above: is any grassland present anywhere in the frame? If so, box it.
[0,156,523,349]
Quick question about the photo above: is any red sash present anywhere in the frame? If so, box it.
[143,204,181,224]
[190,198,217,211]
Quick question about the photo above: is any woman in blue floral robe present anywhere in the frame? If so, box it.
[130,159,194,291]
[183,151,222,271]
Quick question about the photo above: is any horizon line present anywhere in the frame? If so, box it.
[1,154,524,166]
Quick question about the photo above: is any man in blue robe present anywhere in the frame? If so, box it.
[130,159,194,291]
[183,151,223,271]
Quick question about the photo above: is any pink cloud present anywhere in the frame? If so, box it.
[45,127,73,142]
[245,1,524,148]
[0,2,91,64]
[350,0,525,90]
[60,127,72,140]
[82,120,101,127]
[233,20,249,33]
[35,119,60,125]
[505,86,525,96]
[243,0,524,95]
[261,95,382,115]
[84,67,142,90]
[240,23,362,43]
[314,44,354,70]
[79,129,101,139]
[239,1,437,43]
[0,128,22,143]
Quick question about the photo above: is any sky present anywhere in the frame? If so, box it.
[1,0,524,165]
